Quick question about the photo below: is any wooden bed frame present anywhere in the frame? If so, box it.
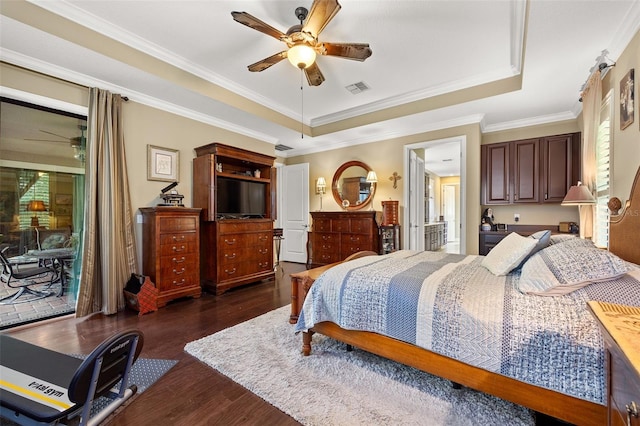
[300,166,640,426]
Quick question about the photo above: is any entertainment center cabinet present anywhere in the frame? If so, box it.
[193,143,276,295]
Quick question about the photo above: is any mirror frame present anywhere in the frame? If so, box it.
[331,160,376,211]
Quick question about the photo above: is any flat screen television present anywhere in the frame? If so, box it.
[216,177,266,218]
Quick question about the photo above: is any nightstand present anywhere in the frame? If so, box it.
[588,301,640,426]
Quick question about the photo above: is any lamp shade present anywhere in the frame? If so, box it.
[366,171,378,183]
[316,177,326,188]
[27,200,47,212]
[561,182,596,205]
[288,43,317,69]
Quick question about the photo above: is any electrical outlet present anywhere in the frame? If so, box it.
[514,213,520,222]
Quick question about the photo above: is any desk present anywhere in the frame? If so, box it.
[27,248,76,296]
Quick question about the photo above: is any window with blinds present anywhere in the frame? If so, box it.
[594,90,613,248]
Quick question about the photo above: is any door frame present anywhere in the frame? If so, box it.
[403,135,467,253]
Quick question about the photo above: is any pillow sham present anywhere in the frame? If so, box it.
[481,232,537,276]
[517,230,551,267]
[518,244,631,296]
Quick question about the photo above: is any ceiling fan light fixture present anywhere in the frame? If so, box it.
[288,43,316,69]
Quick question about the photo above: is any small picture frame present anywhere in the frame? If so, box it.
[620,68,634,130]
[147,145,179,182]
[55,194,72,205]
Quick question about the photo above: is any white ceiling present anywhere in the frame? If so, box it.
[1,0,639,176]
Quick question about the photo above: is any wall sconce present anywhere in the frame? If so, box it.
[561,181,596,238]
[366,171,378,210]
[316,177,327,211]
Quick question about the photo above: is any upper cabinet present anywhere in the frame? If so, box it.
[193,143,276,221]
[481,132,580,205]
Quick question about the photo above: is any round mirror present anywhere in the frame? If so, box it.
[331,161,376,211]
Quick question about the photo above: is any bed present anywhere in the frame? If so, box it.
[295,166,640,426]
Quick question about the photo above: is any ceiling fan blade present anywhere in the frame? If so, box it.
[25,138,69,143]
[304,62,325,86]
[231,11,286,41]
[40,130,69,140]
[247,51,288,72]
[321,42,372,61]
[303,0,341,38]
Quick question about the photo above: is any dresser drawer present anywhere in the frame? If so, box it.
[313,218,332,232]
[217,257,273,283]
[218,221,272,234]
[217,246,271,266]
[350,218,373,234]
[160,232,197,246]
[158,216,198,233]
[160,238,198,256]
[313,232,338,245]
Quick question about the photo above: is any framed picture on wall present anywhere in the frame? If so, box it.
[147,145,179,182]
[55,194,72,205]
[620,68,634,130]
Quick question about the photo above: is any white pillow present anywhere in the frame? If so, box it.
[481,232,537,276]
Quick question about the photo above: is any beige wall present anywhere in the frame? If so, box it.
[601,29,640,201]
[288,123,482,253]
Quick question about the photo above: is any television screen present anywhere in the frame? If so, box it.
[216,177,266,218]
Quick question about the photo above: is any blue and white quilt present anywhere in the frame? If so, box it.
[295,250,640,404]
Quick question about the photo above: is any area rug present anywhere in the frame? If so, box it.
[0,358,177,425]
[184,306,535,426]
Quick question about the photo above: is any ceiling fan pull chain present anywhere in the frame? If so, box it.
[300,69,304,139]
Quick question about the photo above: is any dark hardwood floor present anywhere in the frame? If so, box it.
[2,260,571,426]
[2,262,306,426]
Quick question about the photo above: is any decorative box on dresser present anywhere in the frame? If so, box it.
[588,301,640,426]
[139,207,202,307]
[193,142,276,295]
[308,211,381,268]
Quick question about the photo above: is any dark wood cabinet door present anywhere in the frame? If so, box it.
[481,143,510,204]
[542,133,580,203]
[512,139,539,203]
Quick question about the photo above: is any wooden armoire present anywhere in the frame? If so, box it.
[192,143,276,295]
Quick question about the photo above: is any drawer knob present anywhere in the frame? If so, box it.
[173,267,185,275]
[627,401,638,425]
[172,235,185,242]
[225,268,237,275]
[225,238,236,245]
[225,252,237,259]
[259,248,268,254]
[172,257,186,263]
[172,245,186,252]
[172,278,186,286]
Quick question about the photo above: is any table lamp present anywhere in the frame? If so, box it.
[561,181,596,238]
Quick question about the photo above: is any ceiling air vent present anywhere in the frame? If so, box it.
[275,144,293,151]
[345,81,370,94]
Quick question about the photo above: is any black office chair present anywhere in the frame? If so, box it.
[0,329,144,426]
[0,246,58,304]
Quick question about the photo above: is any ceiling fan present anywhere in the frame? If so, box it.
[231,0,372,86]
[25,125,87,161]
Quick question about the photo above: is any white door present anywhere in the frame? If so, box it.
[279,163,309,263]
[443,184,458,241]
[408,151,425,250]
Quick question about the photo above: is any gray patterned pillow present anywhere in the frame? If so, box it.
[518,244,631,296]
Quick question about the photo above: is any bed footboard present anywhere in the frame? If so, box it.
[302,321,606,426]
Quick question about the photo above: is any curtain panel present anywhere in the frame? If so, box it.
[76,88,138,316]
[579,70,602,239]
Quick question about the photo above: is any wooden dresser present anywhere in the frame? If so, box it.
[308,211,381,267]
[201,219,273,295]
[140,207,202,307]
[588,301,640,426]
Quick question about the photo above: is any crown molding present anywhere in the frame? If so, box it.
[482,110,577,133]
[286,114,484,158]
[1,48,279,145]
